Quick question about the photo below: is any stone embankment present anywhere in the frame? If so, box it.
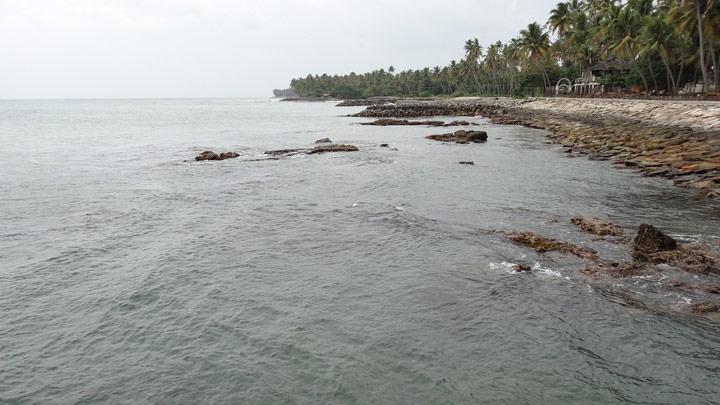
[353,97,720,198]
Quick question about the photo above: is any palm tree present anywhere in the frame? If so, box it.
[671,0,716,92]
[606,3,650,93]
[548,2,573,36]
[463,38,484,93]
[641,11,678,94]
[520,22,552,88]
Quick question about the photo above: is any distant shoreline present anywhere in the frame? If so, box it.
[349,97,720,199]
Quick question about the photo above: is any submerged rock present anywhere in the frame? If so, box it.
[264,148,304,156]
[571,216,624,237]
[672,282,720,295]
[513,263,533,273]
[426,130,488,144]
[315,138,332,144]
[690,303,720,314]
[361,118,475,127]
[459,161,475,165]
[582,262,653,279]
[632,224,678,260]
[645,245,718,275]
[219,152,240,160]
[505,231,601,262]
[308,144,359,154]
[264,144,359,157]
[363,118,444,127]
[195,151,239,161]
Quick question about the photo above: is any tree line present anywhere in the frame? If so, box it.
[288,0,719,98]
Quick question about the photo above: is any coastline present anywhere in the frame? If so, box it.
[352,97,720,198]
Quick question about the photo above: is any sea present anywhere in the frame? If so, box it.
[1,98,719,404]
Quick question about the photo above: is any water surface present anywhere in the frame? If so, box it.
[1,98,719,404]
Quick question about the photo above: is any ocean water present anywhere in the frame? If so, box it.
[1,98,719,404]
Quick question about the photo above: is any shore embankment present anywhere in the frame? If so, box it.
[352,97,720,198]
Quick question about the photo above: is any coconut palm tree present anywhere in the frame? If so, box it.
[520,22,552,88]
[548,2,573,37]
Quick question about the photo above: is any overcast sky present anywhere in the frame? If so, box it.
[0,0,557,99]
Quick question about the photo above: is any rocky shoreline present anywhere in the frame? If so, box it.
[352,97,720,198]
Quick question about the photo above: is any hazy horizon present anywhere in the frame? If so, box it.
[0,0,557,99]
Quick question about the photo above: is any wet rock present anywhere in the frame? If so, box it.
[571,216,624,237]
[632,224,678,260]
[309,144,359,154]
[362,119,445,127]
[671,282,720,295]
[264,148,304,156]
[264,144,359,157]
[645,246,718,275]
[315,138,332,144]
[426,130,488,144]
[336,97,397,107]
[195,151,239,161]
[195,151,220,161]
[513,263,532,273]
[690,303,720,314]
[505,231,601,262]
[459,161,475,165]
[582,262,654,279]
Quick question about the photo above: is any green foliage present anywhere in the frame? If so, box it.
[287,1,719,98]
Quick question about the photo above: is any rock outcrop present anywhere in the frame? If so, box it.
[571,216,624,237]
[195,151,240,161]
[361,119,474,127]
[426,130,488,144]
[632,224,678,260]
[265,144,359,157]
[504,231,601,262]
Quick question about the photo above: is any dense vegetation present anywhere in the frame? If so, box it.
[272,88,295,97]
[288,0,719,98]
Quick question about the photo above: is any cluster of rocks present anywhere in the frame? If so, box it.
[336,97,398,107]
[353,103,499,118]
[361,119,474,127]
[502,218,719,314]
[195,138,359,161]
[426,130,488,144]
[195,151,240,161]
[351,98,529,118]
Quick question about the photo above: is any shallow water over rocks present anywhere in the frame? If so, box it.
[1,98,720,404]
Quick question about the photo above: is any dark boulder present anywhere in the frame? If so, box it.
[195,151,220,161]
[426,130,488,144]
[195,150,240,161]
[513,264,532,273]
[632,224,678,260]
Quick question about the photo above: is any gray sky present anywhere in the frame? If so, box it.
[0,0,557,99]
